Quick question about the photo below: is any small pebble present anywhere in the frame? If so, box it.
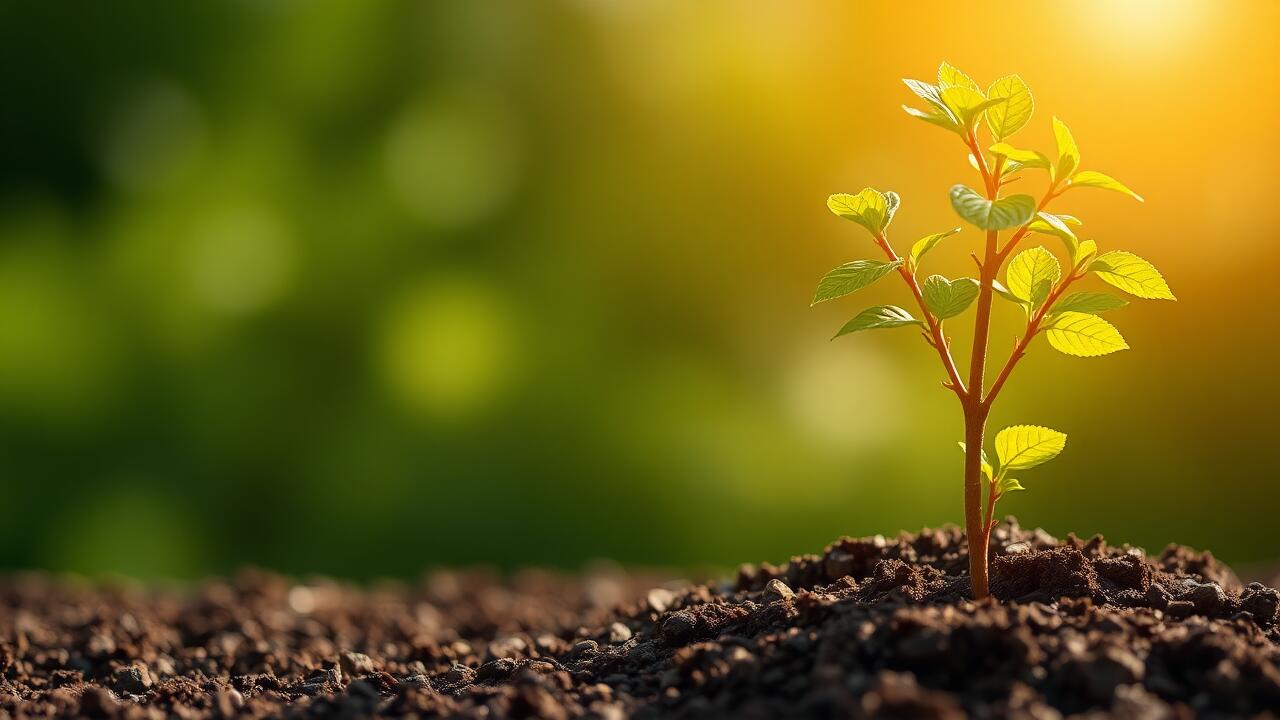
[763,579,795,603]
[608,622,632,643]
[340,651,376,678]
[647,588,676,613]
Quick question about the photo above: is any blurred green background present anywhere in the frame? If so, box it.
[0,0,1276,579]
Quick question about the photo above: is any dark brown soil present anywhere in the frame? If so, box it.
[3,519,1279,719]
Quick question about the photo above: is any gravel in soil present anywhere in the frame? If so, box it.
[2,518,1279,719]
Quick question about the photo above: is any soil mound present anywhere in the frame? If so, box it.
[2,519,1278,718]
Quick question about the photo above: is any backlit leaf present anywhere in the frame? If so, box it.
[1072,239,1098,269]
[1052,117,1080,179]
[903,104,961,132]
[1089,251,1175,300]
[998,477,1026,494]
[833,306,922,338]
[828,189,890,236]
[1045,311,1129,356]
[1068,170,1144,202]
[903,78,952,115]
[957,442,994,480]
[1028,212,1078,258]
[985,74,1034,140]
[812,259,904,305]
[949,185,1036,230]
[908,227,963,272]
[995,425,1067,471]
[922,275,980,319]
[938,62,981,92]
[1006,246,1061,304]
[1052,291,1128,315]
[989,143,1052,169]
[992,278,1028,308]
[940,86,1004,130]
[884,191,901,226]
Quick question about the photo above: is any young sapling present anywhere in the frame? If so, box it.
[814,63,1174,599]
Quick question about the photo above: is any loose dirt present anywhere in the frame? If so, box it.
[2,519,1278,718]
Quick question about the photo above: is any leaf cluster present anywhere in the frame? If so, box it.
[815,62,1176,506]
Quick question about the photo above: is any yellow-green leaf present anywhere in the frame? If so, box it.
[949,185,1036,230]
[940,86,1004,130]
[1068,170,1144,202]
[998,477,1026,494]
[834,305,922,338]
[1073,239,1098,269]
[1007,246,1061,305]
[1052,117,1080,179]
[828,189,890,236]
[1089,251,1175,300]
[995,425,1067,471]
[938,62,981,92]
[908,227,963,272]
[1045,311,1129,356]
[989,142,1052,169]
[922,275,980,319]
[1027,212,1078,259]
[992,278,1028,309]
[985,74,1034,140]
[812,259,903,305]
[1052,291,1128,315]
[957,441,994,480]
[903,104,961,132]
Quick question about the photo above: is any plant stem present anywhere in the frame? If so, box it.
[874,235,967,398]
[960,130,1000,599]
[984,269,1082,410]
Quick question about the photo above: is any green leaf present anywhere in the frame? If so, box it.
[937,62,981,92]
[903,78,952,115]
[1068,170,1144,202]
[994,425,1067,471]
[997,477,1026,494]
[1028,212,1078,258]
[1052,291,1129,314]
[940,86,1004,130]
[907,227,962,272]
[949,185,1036,230]
[985,74,1034,141]
[812,259,904,305]
[1045,311,1129,356]
[833,306,922,338]
[903,104,961,132]
[1052,117,1080,179]
[1072,239,1098,269]
[992,278,1028,308]
[1006,246,1061,305]
[902,79,960,132]
[828,189,891,236]
[1089,251,1176,300]
[989,142,1052,169]
[884,191,901,226]
[957,441,994,481]
[1029,212,1077,242]
[922,275,980,319]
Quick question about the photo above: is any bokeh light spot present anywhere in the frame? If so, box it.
[383,86,522,229]
[376,277,514,419]
[188,206,296,316]
[98,80,207,193]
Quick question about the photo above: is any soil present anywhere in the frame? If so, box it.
[2,519,1279,719]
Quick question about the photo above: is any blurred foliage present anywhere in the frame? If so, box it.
[0,0,1277,579]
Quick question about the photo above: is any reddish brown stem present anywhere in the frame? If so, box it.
[873,234,967,398]
[983,269,1084,411]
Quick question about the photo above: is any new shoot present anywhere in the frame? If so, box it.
[814,63,1174,599]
